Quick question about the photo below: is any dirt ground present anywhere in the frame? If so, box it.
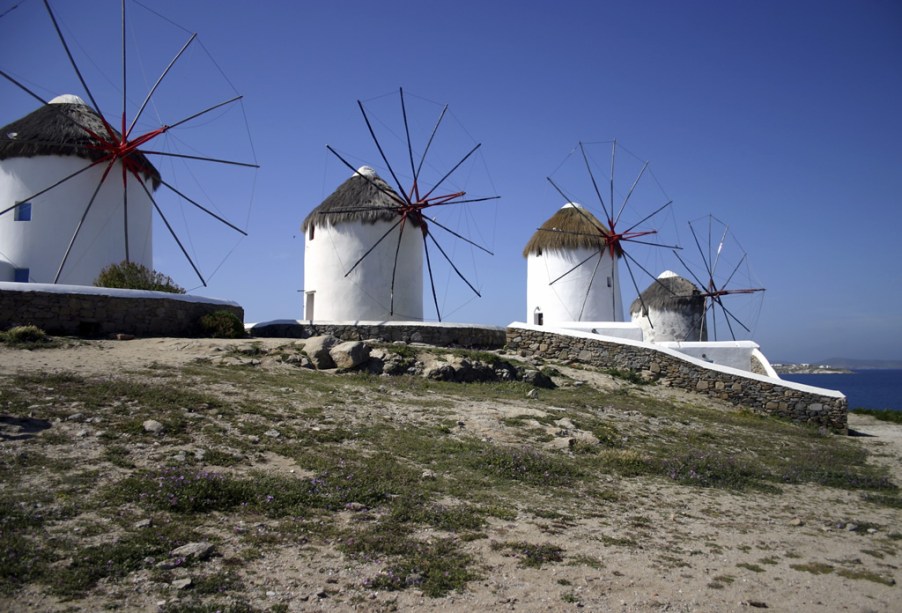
[1,338,900,612]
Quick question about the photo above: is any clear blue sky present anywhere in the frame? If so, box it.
[2,0,901,363]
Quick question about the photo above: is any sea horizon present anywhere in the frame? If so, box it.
[781,369,902,412]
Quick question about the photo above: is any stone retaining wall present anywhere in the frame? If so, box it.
[506,325,847,433]
[249,320,506,349]
[0,284,243,338]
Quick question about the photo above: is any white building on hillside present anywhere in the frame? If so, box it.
[630,270,707,342]
[523,203,623,326]
[301,166,424,321]
[0,95,156,285]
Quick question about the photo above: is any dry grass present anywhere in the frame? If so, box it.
[1,339,899,611]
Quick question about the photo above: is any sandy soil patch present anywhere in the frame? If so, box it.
[1,339,899,612]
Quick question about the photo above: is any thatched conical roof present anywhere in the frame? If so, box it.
[0,95,161,189]
[630,271,704,315]
[522,203,613,257]
[302,166,418,231]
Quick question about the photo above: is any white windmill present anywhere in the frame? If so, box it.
[0,95,157,284]
[629,270,707,342]
[0,1,257,288]
[301,166,424,321]
[523,202,622,325]
[672,215,766,341]
[302,88,497,322]
[526,140,679,331]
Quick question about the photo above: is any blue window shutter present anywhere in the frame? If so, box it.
[15,202,32,221]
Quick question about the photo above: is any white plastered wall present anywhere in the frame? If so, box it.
[657,340,762,373]
[526,246,622,325]
[556,321,644,341]
[0,156,153,284]
[303,218,424,321]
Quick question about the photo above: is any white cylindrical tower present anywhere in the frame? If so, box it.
[302,166,424,321]
[524,203,622,325]
[0,95,156,284]
[630,270,707,342]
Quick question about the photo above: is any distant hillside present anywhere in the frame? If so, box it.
[772,357,902,374]
[818,358,902,370]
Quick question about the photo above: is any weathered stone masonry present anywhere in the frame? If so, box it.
[0,285,845,433]
[506,326,847,433]
[0,286,243,338]
[249,320,507,349]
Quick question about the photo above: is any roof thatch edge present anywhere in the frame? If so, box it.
[0,102,161,190]
[523,204,612,257]
[302,169,420,231]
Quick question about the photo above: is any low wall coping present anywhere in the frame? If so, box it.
[657,340,760,350]
[0,282,240,307]
[248,319,506,333]
[507,322,844,400]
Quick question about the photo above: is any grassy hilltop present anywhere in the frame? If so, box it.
[1,337,900,611]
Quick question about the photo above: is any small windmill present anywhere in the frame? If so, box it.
[672,214,765,341]
[629,270,707,342]
[0,0,257,287]
[531,140,679,324]
[319,88,498,321]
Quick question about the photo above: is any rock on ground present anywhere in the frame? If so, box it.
[304,335,340,369]
[329,341,371,370]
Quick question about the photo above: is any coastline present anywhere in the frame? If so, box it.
[775,364,852,375]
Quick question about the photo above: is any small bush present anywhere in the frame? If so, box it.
[1,325,49,346]
[491,541,565,568]
[385,343,418,359]
[94,261,185,293]
[606,368,647,385]
[199,310,245,339]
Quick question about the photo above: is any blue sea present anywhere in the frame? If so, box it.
[781,369,902,411]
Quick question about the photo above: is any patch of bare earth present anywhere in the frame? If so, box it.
[1,339,899,612]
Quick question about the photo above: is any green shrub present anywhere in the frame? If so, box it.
[93,261,185,293]
[199,310,245,339]
[1,325,48,346]
[385,344,418,359]
[491,541,565,568]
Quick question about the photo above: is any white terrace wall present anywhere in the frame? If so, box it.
[248,320,506,348]
[0,283,243,338]
[506,323,847,433]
